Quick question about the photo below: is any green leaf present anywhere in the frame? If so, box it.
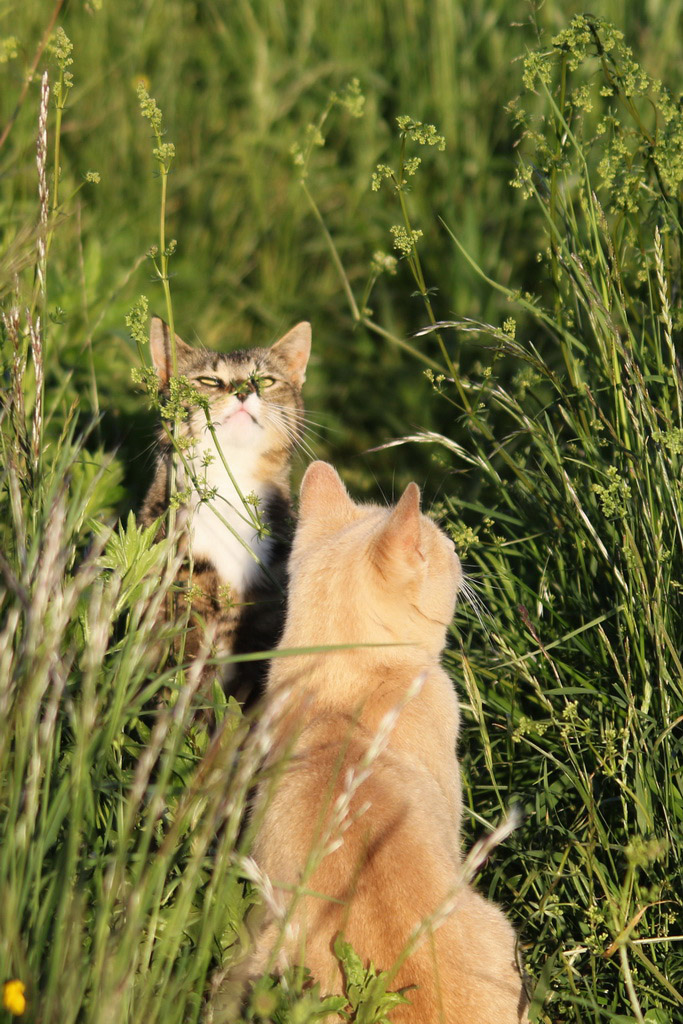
[334,934,366,991]
[94,510,170,615]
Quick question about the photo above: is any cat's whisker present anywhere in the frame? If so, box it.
[263,409,318,460]
[131,438,164,463]
[267,422,316,463]
[276,419,326,448]
[267,401,335,427]
[266,401,328,424]
[289,421,329,444]
[267,405,331,440]
[366,467,389,507]
[457,574,494,638]
[287,431,317,462]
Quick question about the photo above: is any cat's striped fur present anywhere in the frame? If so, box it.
[139,317,311,706]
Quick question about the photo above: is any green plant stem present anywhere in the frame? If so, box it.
[201,412,262,531]
[159,423,282,592]
[151,147,180,601]
[300,177,360,321]
[396,182,456,379]
[300,177,446,372]
[52,94,63,215]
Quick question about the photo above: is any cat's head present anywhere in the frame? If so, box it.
[149,317,311,461]
[289,461,461,654]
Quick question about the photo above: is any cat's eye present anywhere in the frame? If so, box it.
[259,376,276,388]
[194,375,223,388]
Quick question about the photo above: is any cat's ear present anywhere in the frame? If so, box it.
[270,322,311,387]
[149,316,195,386]
[374,482,424,571]
[299,461,354,521]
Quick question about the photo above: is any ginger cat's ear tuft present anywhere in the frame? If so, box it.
[299,461,354,521]
[270,321,311,387]
[149,316,195,386]
[375,482,424,568]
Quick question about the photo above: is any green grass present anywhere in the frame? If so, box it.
[1,3,683,1022]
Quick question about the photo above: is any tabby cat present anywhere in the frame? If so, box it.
[139,317,311,703]
[244,462,528,1023]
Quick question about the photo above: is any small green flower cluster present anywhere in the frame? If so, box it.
[396,115,445,150]
[523,15,626,85]
[217,584,236,609]
[372,116,445,196]
[599,721,620,773]
[570,83,594,113]
[584,900,612,955]
[125,295,149,353]
[153,141,176,168]
[159,376,205,423]
[290,79,365,177]
[137,82,163,134]
[0,36,18,63]
[652,90,683,196]
[515,14,683,214]
[592,465,629,519]
[49,27,74,109]
[138,83,175,171]
[424,369,447,391]
[389,224,422,256]
[509,162,534,200]
[521,50,553,91]
[626,836,669,869]
[371,163,393,192]
[653,427,683,455]
[169,484,194,510]
[48,26,73,72]
[181,581,207,607]
[512,366,542,398]
[370,250,397,276]
[512,715,551,742]
[130,365,159,399]
[597,135,643,214]
[290,123,325,169]
[173,434,196,453]
[559,700,580,739]
[331,76,365,119]
[445,520,477,555]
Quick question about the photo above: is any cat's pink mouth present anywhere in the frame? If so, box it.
[225,407,260,427]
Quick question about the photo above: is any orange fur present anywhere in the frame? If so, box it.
[248,462,528,1022]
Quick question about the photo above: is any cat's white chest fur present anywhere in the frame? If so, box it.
[180,426,273,597]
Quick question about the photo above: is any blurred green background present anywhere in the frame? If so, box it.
[3,0,683,505]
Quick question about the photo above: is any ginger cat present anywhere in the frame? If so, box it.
[246,462,528,1022]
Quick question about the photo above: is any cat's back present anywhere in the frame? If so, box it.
[254,701,460,893]
[245,464,527,1022]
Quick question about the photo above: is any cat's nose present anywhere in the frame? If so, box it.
[235,379,258,401]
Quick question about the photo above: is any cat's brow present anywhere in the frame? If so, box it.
[216,357,256,375]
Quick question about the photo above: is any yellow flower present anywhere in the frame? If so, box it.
[2,980,26,1016]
